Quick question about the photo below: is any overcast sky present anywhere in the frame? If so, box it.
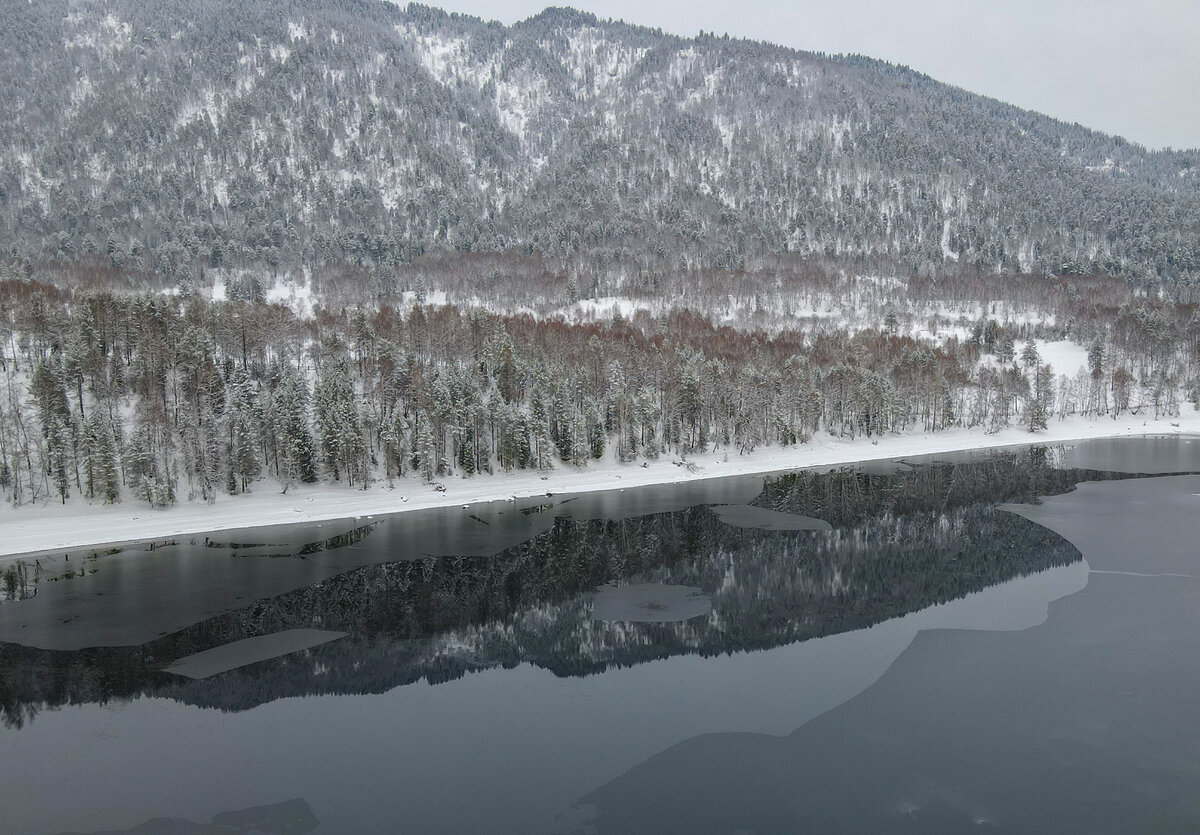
[425,0,1200,150]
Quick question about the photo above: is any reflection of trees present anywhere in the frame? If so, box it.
[755,447,1127,527]
[201,522,376,556]
[42,798,319,835]
[0,449,1119,726]
[1,561,37,602]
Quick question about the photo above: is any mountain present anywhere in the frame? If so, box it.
[1,0,1197,284]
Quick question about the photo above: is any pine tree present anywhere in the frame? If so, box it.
[47,413,71,504]
[315,361,365,483]
[80,414,119,502]
[30,360,76,503]
[532,414,556,470]
[200,407,222,502]
[1028,363,1054,432]
[272,371,318,491]
[126,415,157,505]
[380,409,410,479]
[1020,342,1041,373]
[227,368,262,492]
[589,406,606,460]
[414,414,437,481]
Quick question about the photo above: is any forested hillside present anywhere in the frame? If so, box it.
[1,0,1198,284]
[1,272,1195,508]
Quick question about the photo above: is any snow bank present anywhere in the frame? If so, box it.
[1,412,1198,561]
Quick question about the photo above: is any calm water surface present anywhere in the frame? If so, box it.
[1,436,1199,834]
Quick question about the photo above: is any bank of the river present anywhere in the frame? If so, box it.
[2,411,1198,562]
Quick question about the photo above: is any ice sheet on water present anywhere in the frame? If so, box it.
[591,583,712,623]
[1056,435,1200,475]
[852,460,915,476]
[710,505,832,531]
[162,629,347,679]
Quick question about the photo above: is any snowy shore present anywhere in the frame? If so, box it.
[2,411,1198,562]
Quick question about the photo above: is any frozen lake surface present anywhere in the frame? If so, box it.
[161,629,349,679]
[2,436,1199,834]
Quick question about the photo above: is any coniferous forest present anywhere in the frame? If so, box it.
[1,264,1197,509]
[1,0,1198,283]
[0,1,1197,511]
[3,5,1200,833]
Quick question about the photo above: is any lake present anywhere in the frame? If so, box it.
[2,436,1199,834]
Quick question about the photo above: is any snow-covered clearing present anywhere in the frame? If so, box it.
[402,290,1055,347]
[1035,340,1090,376]
[2,412,1197,562]
[264,273,315,318]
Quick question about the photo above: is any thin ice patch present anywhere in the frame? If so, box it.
[162,629,348,679]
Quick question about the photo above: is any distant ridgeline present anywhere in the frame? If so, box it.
[0,1,1197,284]
[0,450,1132,727]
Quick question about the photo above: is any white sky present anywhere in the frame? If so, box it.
[423,0,1200,151]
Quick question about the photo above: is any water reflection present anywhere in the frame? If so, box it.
[4,439,1196,833]
[568,473,1200,834]
[54,798,318,835]
[1054,433,1200,474]
[0,446,1116,727]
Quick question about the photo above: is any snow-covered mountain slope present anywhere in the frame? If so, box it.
[0,1,1197,283]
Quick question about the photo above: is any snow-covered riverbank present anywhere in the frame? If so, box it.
[2,411,1198,561]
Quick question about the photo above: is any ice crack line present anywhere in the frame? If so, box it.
[1090,570,1200,579]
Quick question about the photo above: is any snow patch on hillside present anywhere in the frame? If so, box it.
[562,297,649,321]
[404,29,474,82]
[941,219,958,261]
[494,74,550,138]
[1035,340,1090,376]
[64,13,132,55]
[266,274,316,318]
[563,28,647,92]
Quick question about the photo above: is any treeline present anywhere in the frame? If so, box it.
[0,277,1196,507]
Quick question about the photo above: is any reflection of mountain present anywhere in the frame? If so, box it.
[0,449,1118,726]
[53,798,318,835]
[566,475,1200,835]
[756,446,1106,527]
